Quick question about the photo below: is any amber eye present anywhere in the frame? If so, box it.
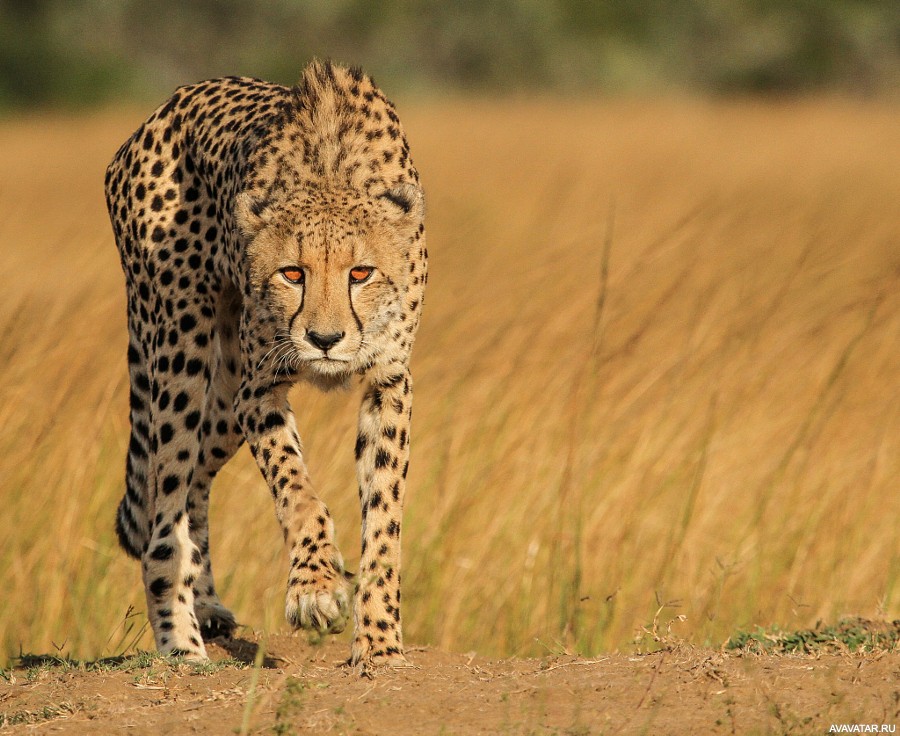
[349,266,374,284]
[280,267,304,284]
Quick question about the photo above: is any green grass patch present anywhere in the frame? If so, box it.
[13,650,246,680]
[725,618,900,655]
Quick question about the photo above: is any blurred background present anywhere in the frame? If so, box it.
[0,1,898,663]
[0,0,899,110]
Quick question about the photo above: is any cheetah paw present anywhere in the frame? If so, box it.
[349,639,409,674]
[195,601,238,641]
[161,641,209,662]
[286,580,351,635]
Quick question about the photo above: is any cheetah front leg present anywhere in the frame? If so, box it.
[351,367,413,668]
[233,375,352,637]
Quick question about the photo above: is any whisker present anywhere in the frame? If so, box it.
[257,335,295,372]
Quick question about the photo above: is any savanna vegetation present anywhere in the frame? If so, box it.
[1,96,897,665]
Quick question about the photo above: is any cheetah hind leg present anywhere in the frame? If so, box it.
[187,482,240,642]
[187,535,239,642]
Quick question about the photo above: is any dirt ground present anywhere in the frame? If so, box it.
[1,634,897,735]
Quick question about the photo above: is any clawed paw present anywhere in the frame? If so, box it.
[161,642,209,662]
[286,578,352,635]
[349,637,408,675]
[195,601,238,641]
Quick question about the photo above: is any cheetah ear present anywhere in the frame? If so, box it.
[234,191,273,237]
[377,182,425,223]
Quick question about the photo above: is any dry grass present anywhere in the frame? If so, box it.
[0,97,897,664]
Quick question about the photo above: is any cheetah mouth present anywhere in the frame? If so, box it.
[302,356,355,389]
[307,356,353,372]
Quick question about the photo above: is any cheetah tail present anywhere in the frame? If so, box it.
[115,494,147,560]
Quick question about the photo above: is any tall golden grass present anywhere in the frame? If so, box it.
[0,98,897,663]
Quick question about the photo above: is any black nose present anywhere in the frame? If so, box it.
[306,330,345,351]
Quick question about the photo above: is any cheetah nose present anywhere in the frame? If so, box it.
[306,330,345,352]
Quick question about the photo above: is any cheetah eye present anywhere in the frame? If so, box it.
[280,267,304,284]
[349,266,374,284]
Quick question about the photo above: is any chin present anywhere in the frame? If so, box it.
[301,360,353,392]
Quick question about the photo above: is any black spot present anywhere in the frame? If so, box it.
[160,423,174,444]
[129,390,145,413]
[161,475,179,494]
[355,433,368,460]
[171,352,185,374]
[179,314,197,332]
[264,412,285,429]
[185,411,201,430]
[173,391,189,412]
[135,372,150,392]
[149,577,171,597]
[128,434,147,459]
[157,390,170,410]
[150,544,174,561]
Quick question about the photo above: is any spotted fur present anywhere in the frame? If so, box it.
[104,60,427,667]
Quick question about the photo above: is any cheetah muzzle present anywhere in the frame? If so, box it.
[104,59,427,669]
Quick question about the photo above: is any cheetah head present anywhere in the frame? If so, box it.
[235,183,425,386]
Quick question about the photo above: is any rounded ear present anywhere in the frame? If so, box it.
[377,182,425,223]
[234,191,272,237]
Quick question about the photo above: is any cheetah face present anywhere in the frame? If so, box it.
[236,184,425,382]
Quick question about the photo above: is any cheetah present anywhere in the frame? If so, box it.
[103,60,426,668]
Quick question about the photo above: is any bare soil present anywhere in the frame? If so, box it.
[1,635,897,734]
